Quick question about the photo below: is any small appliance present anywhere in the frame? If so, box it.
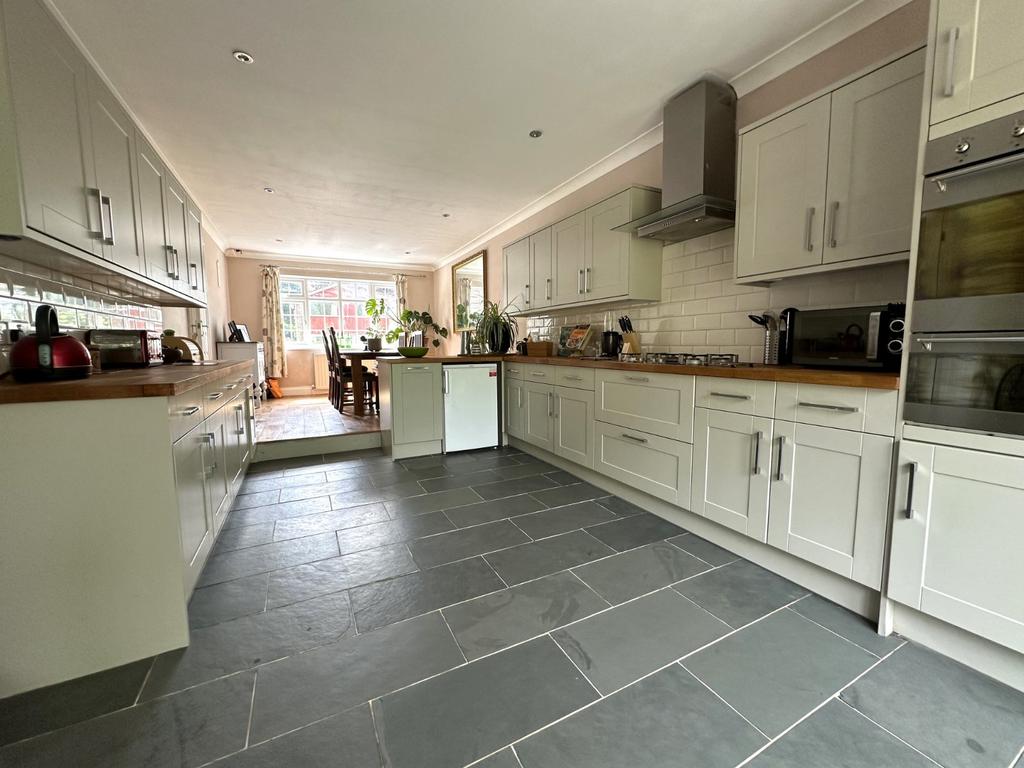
[790,304,905,370]
[10,305,92,381]
[86,329,164,368]
[161,336,204,363]
[601,331,623,357]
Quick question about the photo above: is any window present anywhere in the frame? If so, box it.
[280,276,397,348]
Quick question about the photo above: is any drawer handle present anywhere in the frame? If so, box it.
[710,391,751,401]
[797,401,859,413]
[943,26,959,98]
[236,377,248,383]
[620,433,648,444]
[224,384,238,390]
[564,375,583,381]
[179,406,201,416]
[774,435,786,482]
[530,371,547,377]
[624,375,649,382]
[904,461,918,520]
[804,206,815,252]
[406,366,430,370]
[207,392,224,401]
[752,430,762,476]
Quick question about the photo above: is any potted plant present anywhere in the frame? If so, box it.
[366,299,449,357]
[474,300,518,354]
[361,300,386,351]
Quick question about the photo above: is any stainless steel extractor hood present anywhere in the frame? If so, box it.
[616,78,737,244]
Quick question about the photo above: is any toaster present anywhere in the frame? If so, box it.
[87,329,164,367]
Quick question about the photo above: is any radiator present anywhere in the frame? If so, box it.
[313,352,330,391]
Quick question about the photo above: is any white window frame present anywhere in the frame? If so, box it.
[280,275,397,350]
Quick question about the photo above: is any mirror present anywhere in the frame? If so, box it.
[452,250,487,332]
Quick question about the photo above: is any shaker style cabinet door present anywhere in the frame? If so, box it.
[888,440,1024,654]
[2,0,99,254]
[584,190,631,301]
[185,198,205,296]
[174,429,211,595]
[767,421,892,589]
[164,174,190,295]
[505,378,526,440]
[823,51,924,265]
[203,409,231,534]
[134,135,173,285]
[553,386,594,468]
[523,382,555,452]
[393,364,443,444]
[529,228,553,310]
[550,212,586,306]
[503,237,531,312]
[735,95,830,278]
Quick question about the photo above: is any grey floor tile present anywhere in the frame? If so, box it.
[249,612,463,743]
[141,592,353,700]
[384,486,481,517]
[240,471,327,494]
[209,704,379,767]
[552,588,729,694]
[0,671,254,768]
[407,520,530,569]
[350,557,505,632]
[189,573,269,629]
[572,541,712,604]
[329,480,427,509]
[584,513,686,552]
[443,571,608,660]
[840,643,1024,768]
[473,475,558,501]
[399,464,454,481]
[399,454,447,470]
[484,530,615,586]
[472,748,523,768]
[531,482,606,508]
[444,494,546,528]
[594,495,647,518]
[225,496,332,529]
[233,489,281,509]
[747,699,935,768]
[452,452,525,471]
[266,544,418,608]
[373,636,598,768]
[0,658,152,747]
[511,500,617,539]
[542,469,582,486]
[197,532,340,587]
[278,476,373,503]
[790,595,903,658]
[366,466,417,488]
[211,522,275,555]
[491,462,555,481]
[673,559,808,628]
[249,455,321,474]
[666,533,740,566]
[419,468,501,493]
[271,502,389,541]
[684,609,875,737]
[515,664,765,768]
[335,511,454,555]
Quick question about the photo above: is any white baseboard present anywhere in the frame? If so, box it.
[279,385,320,397]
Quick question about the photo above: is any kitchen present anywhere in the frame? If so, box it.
[1,1,1023,767]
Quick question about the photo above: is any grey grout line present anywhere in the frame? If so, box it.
[783,604,889,659]
[683,663,770,739]
[438,610,469,664]
[547,631,602,699]
[564,569,612,608]
[505,516,535,542]
[132,656,157,706]
[243,668,258,749]
[1008,743,1024,768]
[481,556,510,589]
[669,587,736,631]
[835,696,944,767]
[509,744,526,768]
[368,698,386,766]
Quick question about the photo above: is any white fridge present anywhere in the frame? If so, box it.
[443,363,499,453]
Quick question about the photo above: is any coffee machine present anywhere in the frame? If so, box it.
[600,330,623,358]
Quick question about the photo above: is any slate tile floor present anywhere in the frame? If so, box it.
[2,447,1023,768]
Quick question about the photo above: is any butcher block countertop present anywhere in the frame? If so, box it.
[379,353,900,390]
[0,360,252,404]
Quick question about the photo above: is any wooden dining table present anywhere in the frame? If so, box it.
[337,350,402,416]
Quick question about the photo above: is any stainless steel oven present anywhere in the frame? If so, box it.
[905,107,1024,436]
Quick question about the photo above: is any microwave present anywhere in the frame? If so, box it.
[790,304,905,370]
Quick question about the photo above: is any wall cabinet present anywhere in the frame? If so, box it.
[135,135,172,284]
[736,52,924,281]
[889,440,1024,654]
[930,0,1024,129]
[503,236,531,312]
[530,229,552,310]
[550,213,586,306]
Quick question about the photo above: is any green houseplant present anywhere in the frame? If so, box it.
[474,300,518,354]
[365,298,449,357]
[361,300,386,351]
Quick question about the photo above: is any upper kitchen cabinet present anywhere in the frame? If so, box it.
[736,52,924,282]
[185,197,206,298]
[135,135,173,284]
[503,236,531,311]
[929,0,1024,132]
[529,228,552,310]
[550,212,585,306]
[163,174,191,296]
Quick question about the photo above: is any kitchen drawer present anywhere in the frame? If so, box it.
[555,366,595,390]
[695,377,775,417]
[775,383,897,436]
[168,387,204,443]
[594,421,691,505]
[504,362,526,380]
[595,370,695,442]
[523,364,554,384]
[203,375,245,419]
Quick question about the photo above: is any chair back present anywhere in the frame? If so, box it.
[321,329,334,371]
[328,327,352,379]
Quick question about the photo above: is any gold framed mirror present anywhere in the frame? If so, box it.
[452,249,487,332]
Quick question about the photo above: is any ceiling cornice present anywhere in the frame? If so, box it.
[225,249,433,276]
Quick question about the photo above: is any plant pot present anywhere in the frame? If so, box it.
[485,325,512,354]
[366,337,382,352]
[397,346,429,358]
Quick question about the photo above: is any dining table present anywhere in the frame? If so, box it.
[337,349,402,416]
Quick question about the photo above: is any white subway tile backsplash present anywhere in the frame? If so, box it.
[696,248,726,268]
[694,282,723,299]
[682,267,709,285]
[693,314,721,330]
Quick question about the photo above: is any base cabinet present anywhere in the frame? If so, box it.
[889,440,1024,654]
[174,429,211,593]
[553,386,594,468]
[392,363,443,445]
[524,381,556,453]
[505,378,526,440]
[594,420,691,505]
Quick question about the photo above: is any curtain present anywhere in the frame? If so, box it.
[260,265,287,379]
[393,273,408,310]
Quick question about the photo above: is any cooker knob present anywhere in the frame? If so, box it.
[1013,123,1024,138]
[887,339,904,355]
[954,139,971,154]
[889,318,905,333]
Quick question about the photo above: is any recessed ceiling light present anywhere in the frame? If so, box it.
[263,186,275,194]
[529,129,543,138]
[233,50,255,64]
[405,250,411,255]
[442,213,450,218]
[275,238,283,243]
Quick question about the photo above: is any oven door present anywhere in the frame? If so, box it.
[904,332,1024,437]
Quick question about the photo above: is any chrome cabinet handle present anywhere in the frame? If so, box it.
[207,391,224,401]
[804,207,816,252]
[173,248,181,281]
[236,377,248,383]
[524,283,530,306]
[189,263,199,290]
[530,371,547,377]
[577,269,584,294]
[101,194,115,245]
[564,375,583,381]
[621,433,648,444]
[905,461,919,519]
[828,201,839,248]
[517,388,522,408]
[915,335,1024,350]
[235,404,245,435]
[774,435,786,482]
[224,383,238,390]
[179,405,201,416]
[165,245,177,279]
[625,375,649,382]
[89,188,107,241]
[752,430,762,476]
[943,26,959,97]
[546,277,551,300]
[584,267,591,293]
[443,370,450,395]
[547,391,553,417]
[710,391,751,400]
[406,365,430,370]
[797,401,859,413]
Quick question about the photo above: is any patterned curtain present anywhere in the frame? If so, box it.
[393,273,408,310]
[260,265,287,379]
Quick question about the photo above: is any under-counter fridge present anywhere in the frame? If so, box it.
[443,363,499,452]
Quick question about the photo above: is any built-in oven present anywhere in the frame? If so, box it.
[905,107,1024,437]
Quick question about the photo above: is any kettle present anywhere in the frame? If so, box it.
[10,305,92,382]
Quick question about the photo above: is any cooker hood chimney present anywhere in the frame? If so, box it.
[615,78,737,243]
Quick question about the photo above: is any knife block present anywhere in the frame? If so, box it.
[621,332,642,354]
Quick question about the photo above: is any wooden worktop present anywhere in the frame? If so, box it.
[0,360,252,404]
[376,355,508,364]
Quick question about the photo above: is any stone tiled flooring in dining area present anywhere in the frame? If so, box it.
[3,448,1024,768]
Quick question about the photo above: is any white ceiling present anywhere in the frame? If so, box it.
[51,0,866,268]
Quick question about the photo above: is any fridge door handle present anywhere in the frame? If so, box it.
[443,369,450,395]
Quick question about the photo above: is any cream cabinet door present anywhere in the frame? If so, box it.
[595,370,695,442]
[530,228,553,310]
[203,409,231,534]
[550,212,586,306]
[503,237,531,312]
[523,382,554,452]
[135,135,172,285]
[554,386,594,468]
[930,0,1024,126]
[767,421,892,589]
[736,95,830,278]
[393,363,443,444]
[185,198,205,297]
[594,421,691,505]
[824,52,924,265]
[174,428,211,595]
[889,440,1024,654]
[164,175,190,295]
[585,191,631,300]
[505,378,526,440]
[691,408,772,541]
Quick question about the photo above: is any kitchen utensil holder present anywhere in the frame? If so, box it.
[763,329,780,365]
[621,332,642,355]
